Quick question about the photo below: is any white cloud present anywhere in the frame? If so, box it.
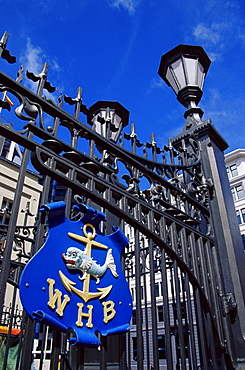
[150,77,165,89]
[20,39,61,100]
[20,38,44,74]
[191,0,243,54]
[208,52,222,62]
[108,0,141,14]
[20,39,46,92]
[52,60,60,71]
[193,23,224,45]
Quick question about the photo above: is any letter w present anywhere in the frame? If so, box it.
[47,278,70,317]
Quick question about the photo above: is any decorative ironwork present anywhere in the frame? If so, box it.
[0,31,16,64]
[1,305,23,329]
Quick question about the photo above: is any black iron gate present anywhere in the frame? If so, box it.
[0,32,245,369]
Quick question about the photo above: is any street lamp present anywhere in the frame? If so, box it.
[158,44,211,119]
[87,101,129,142]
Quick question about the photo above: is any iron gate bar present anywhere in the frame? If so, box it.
[173,260,186,369]
[148,225,160,370]
[133,228,143,369]
[184,273,198,368]
[160,249,173,369]
[207,312,219,370]
[144,269,151,369]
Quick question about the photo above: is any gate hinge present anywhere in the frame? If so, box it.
[223,293,237,323]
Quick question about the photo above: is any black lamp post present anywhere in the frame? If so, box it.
[158,44,211,120]
[87,101,129,142]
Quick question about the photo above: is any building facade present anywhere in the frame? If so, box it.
[225,149,245,245]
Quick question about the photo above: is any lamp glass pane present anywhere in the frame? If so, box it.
[184,57,197,85]
[94,120,102,136]
[111,113,122,142]
[92,114,105,137]
[91,109,123,141]
[166,67,179,94]
[171,58,186,89]
[197,61,205,88]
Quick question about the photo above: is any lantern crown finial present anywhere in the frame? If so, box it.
[158,44,211,119]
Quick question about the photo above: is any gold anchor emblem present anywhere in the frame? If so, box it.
[60,224,118,303]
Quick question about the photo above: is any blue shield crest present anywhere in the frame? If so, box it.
[19,201,132,345]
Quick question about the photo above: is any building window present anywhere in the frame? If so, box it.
[1,138,11,158]
[132,337,137,361]
[236,210,242,224]
[55,188,66,198]
[141,286,144,300]
[235,208,245,225]
[237,184,245,199]
[230,164,238,178]
[241,209,245,223]
[227,164,238,179]
[132,310,136,325]
[0,139,22,164]
[127,226,134,239]
[155,282,160,297]
[242,235,245,250]
[0,198,12,225]
[153,257,158,270]
[176,329,189,358]
[33,324,53,360]
[132,337,144,361]
[231,184,245,201]
[181,301,186,319]
[158,335,166,359]
[157,306,164,322]
[131,288,134,301]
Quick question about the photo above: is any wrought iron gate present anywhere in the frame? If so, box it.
[0,32,245,369]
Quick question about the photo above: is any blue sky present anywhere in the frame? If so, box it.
[1,0,245,153]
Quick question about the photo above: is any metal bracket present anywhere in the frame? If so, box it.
[223,293,237,323]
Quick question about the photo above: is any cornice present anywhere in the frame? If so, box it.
[172,118,229,152]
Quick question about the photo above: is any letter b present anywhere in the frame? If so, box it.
[102,301,116,323]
